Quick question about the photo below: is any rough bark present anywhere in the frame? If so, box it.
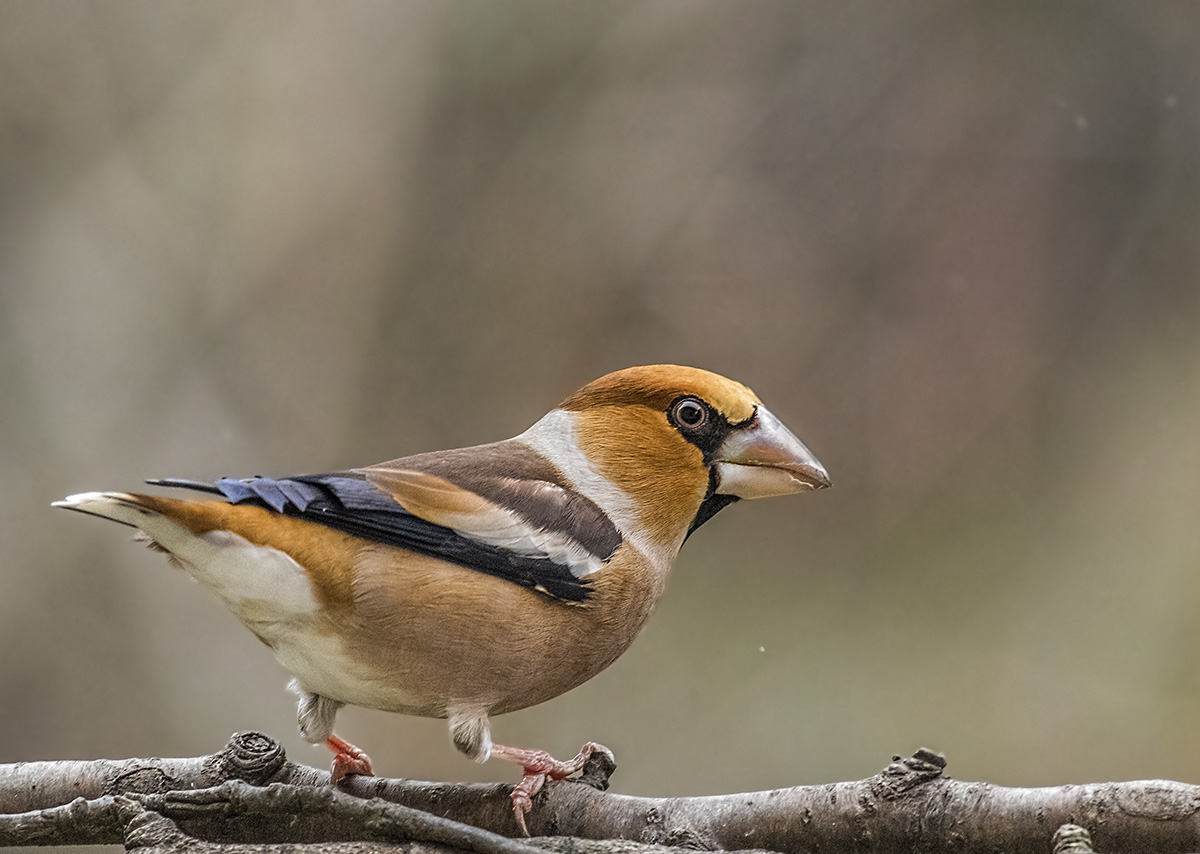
[0,733,1196,853]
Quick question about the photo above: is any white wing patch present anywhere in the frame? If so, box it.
[363,470,604,578]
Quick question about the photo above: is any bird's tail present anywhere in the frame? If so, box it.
[54,491,171,528]
[53,490,327,632]
[53,491,212,568]
[57,490,183,560]
[55,489,319,618]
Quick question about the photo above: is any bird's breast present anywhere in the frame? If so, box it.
[281,542,668,719]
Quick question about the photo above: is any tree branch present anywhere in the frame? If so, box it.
[1,733,1197,853]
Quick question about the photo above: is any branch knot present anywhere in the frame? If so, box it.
[220,732,286,785]
[874,748,947,800]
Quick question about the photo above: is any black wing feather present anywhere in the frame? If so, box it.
[148,474,591,602]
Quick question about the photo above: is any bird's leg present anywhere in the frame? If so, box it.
[490,741,612,835]
[325,734,373,784]
[289,683,372,785]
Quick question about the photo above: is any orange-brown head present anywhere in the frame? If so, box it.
[520,364,829,564]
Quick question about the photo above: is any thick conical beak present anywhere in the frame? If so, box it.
[713,405,831,499]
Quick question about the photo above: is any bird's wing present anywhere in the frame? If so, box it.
[148,468,615,602]
[360,467,609,573]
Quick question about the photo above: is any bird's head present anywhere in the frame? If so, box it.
[519,365,829,564]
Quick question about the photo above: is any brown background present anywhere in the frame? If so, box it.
[2,0,1198,823]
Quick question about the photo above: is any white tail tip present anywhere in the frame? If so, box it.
[53,491,130,509]
[53,491,150,527]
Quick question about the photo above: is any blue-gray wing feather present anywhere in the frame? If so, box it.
[146,474,591,602]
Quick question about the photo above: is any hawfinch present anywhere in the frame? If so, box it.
[55,364,829,833]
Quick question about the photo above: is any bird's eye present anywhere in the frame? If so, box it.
[672,398,707,429]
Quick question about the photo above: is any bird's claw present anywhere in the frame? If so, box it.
[495,741,612,836]
[510,772,544,836]
[326,735,373,785]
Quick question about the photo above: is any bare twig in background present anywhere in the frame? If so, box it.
[1,733,1197,852]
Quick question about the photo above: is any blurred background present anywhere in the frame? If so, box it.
[2,0,1199,832]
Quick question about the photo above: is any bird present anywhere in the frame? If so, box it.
[54,364,830,834]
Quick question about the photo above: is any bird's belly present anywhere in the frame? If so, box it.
[268,625,448,718]
[262,604,635,723]
[256,545,662,722]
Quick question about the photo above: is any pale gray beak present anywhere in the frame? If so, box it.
[714,405,830,499]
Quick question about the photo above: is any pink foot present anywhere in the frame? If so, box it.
[325,734,373,785]
[491,741,612,836]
